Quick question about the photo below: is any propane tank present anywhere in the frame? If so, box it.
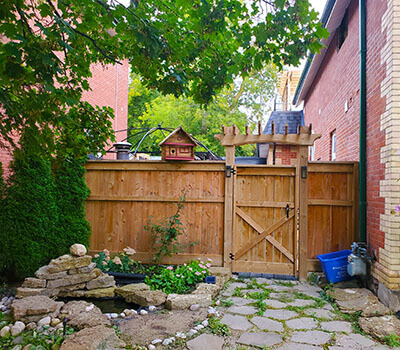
[347,242,369,276]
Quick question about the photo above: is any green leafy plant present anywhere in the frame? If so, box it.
[383,333,400,347]
[220,298,233,307]
[145,260,211,294]
[145,192,196,263]
[207,317,230,336]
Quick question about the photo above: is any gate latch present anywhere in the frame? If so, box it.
[225,166,236,178]
[229,252,235,260]
[286,204,290,218]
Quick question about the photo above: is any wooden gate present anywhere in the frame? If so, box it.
[231,165,297,275]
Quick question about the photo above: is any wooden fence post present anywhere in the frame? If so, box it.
[298,145,309,280]
[224,145,235,269]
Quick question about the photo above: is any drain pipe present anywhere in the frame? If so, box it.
[359,0,367,243]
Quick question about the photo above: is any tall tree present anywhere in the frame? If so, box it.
[0,0,328,157]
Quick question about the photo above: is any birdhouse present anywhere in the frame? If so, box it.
[159,127,197,161]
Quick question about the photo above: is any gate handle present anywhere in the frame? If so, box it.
[286,204,290,218]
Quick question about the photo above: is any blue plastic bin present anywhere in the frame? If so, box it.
[317,250,352,283]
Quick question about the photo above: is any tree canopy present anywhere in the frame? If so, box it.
[0,0,328,158]
[127,65,278,157]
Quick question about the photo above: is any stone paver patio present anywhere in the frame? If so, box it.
[184,277,391,350]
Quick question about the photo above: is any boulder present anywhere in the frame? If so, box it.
[60,301,109,330]
[11,296,64,323]
[70,244,87,257]
[166,293,212,310]
[60,325,126,350]
[193,283,221,298]
[0,326,10,337]
[209,267,231,287]
[68,263,96,275]
[84,287,116,299]
[358,315,400,339]
[327,288,390,316]
[61,283,86,291]
[35,266,68,280]
[16,288,59,299]
[46,269,101,289]
[115,283,150,299]
[124,289,167,307]
[22,278,46,289]
[86,275,115,290]
[47,255,92,273]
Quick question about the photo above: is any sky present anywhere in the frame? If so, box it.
[311,0,327,18]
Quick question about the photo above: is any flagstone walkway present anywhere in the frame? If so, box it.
[187,278,390,350]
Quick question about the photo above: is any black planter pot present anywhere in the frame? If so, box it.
[106,271,147,285]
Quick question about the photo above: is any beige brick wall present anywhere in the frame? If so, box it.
[374,0,400,289]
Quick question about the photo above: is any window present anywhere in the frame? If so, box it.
[337,9,348,51]
[331,131,337,161]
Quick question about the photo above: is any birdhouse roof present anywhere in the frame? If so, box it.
[158,127,198,147]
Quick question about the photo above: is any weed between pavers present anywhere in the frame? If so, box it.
[273,281,295,287]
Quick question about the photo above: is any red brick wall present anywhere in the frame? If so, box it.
[0,60,129,176]
[303,0,387,259]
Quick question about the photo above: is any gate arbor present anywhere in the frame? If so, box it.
[215,124,320,279]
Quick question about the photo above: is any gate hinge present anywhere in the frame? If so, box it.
[225,166,236,178]
[229,252,235,260]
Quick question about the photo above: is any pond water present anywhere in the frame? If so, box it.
[58,297,140,314]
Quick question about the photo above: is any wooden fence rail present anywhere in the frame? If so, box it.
[85,160,359,275]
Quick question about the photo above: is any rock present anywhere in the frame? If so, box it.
[0,326,10,337]
[263,309,298,320]
[123,309,134,317]
[120,313,126,318]
[86,274,115,290]
[176,332,186,339]
[320,320,352,333]
[187,334,225,350]
[187,329,198,337]
[209,267,231,286]
[15,288,53,299]
[35,266,68,280]
[125,289,166,307]
[250,317,284,332]
[291,330,332,345]
[68,262,96,275]
[201,320,209,327]
[226,305,258,315]
[46,269,101,289]
[110,313,118,319]
[139,310,148,315]
[47,255,92,273]
[26,323,36,330]
[190,304,200,311]
[115,283,150,299]
[60,324,126,350]
[220,314,252,331]
[22,278,46,289]
[194,324,204,331]
[11,322,25,336]
[70,244,87,257]
[60,301,110,330]
[151,339,162,345]
[11,296,64,323]
[51,318,61,327]
[148,345,156,350]
[162,338,173,346]
[84,287,116,299]
[148,305,156,312]
[358,315,400,339]
[61,283,86,291]
[327,288,390,316]
[166,293,212,310]
[193,283,220,298]
[236,332,282,348]
[38,316,51,327]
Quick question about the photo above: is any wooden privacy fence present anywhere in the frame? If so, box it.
[85,161,226,265]
[85,159,359,278]
[307,162,359,272]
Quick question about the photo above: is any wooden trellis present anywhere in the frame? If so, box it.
[215,123,320,279]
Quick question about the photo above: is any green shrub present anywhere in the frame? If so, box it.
[54,158,91,250]
[0,150,59,279]
[145,260,211,294]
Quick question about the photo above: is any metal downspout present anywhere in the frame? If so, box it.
[359,0,367,242]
